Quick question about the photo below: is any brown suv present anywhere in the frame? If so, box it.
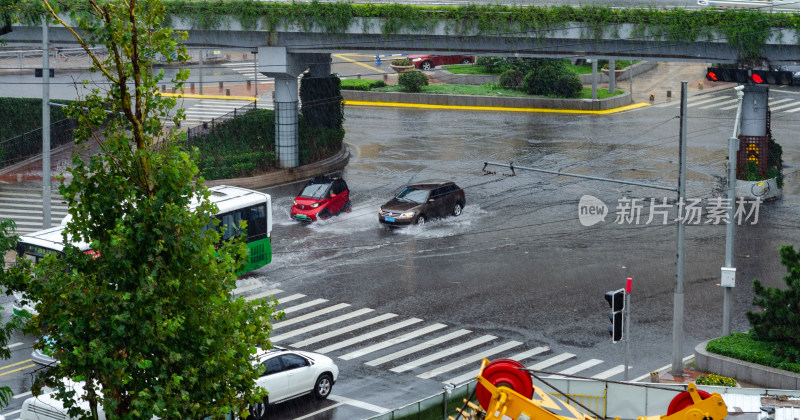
[378,181,466,227]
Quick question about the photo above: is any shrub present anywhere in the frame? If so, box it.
[391,58,411,66]
[398,71,429,93]
[499,68,524,89]
[522,59,582,98]
[552,72,584,98]
[475,56,508,73]
[706,331,800,373]
[696,373,737,387]
[339,79,387,91]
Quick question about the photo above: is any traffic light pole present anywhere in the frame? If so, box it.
[723,85,745,336]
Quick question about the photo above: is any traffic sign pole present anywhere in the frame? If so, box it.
[625,277,632,381]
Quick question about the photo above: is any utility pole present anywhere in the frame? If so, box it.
[624,277,632,380]
[42,19,51,229]
[722,85,745,335]
[199,49,203,95]
[671,81,688,376]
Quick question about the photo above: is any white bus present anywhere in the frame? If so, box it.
[13,185,273,316]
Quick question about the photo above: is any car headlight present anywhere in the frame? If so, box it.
[412,58,421,62]
[293,199,298,206]
[310,202,321,208]
[401,212,415,218]
[378,207,382,214]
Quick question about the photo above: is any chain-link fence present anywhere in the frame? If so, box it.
[0,118,78,169]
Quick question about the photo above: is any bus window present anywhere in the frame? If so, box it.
[248,205,267,239]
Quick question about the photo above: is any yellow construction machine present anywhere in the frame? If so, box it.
[452,359,728,420]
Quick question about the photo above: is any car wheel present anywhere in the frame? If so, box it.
[416,215,426,225]
[420,61,434,71]
[318,209,330,221]
[247,397,268,420]
[460,58,473,65]
[344,200,352,213]
[314,374,334,399]
[453,202,463,216]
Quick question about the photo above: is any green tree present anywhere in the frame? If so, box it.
[0,220,32,409]
[746,245,800,362]
[0,0,278,419]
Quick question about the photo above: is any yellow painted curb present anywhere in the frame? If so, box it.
[158,92,259,101]
[344,100,651,114]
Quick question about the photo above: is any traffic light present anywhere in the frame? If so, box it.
[705,67,793,85]
[605,289,625,343]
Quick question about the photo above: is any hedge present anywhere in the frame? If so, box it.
[706,332,800,374]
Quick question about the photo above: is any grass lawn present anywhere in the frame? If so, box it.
[370,83,623,99]
[443,59,639,75]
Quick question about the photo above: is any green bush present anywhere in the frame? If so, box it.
[696,373,737,387]
[521,60,582,98]
[499,68,524,89]
[391,58,411,66]
[706,332,800,373]
[339,79,387,91]
[552,72,584,98]
[398,71,429,93]
[475,56,508,73]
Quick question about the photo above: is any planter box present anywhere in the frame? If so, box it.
[390,65,414,73]
[736,177,781,200]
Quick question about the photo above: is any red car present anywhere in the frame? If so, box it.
[291,176,351,222]
[408,54,475,71]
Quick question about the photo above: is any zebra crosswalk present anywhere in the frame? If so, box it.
[221,62,274,83]
[181,98,257,127]
[235,285,629,385]
[651,92,800,113]
[0,186,67,234]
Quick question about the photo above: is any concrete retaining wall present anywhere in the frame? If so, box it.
[204,143,350,189]
[342,89,632,111]
[695,340,800,390]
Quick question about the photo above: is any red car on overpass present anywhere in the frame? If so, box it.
[408,54,475,71]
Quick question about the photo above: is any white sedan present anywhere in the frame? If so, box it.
[248,347,339,418]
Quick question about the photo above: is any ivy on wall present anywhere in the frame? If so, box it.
[163,1,800,60]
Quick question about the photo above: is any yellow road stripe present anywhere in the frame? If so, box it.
[158,92,259,101]
[0,363,35,376]
[343,100,651,114]
[333,54,385,74]
[0,359,34,371]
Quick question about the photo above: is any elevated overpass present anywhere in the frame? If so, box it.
[4,3,798,167]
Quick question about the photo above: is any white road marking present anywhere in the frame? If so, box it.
[527,353,576,371]
[315,318,423,354]
[390,335,497,373]
[272,303,350,330]
[592,364,627,379]
[281,298,328,314]
[276,293,306,304]
[291,313,398,348]
[271,308,374,343]
[417,340,522,379]
[365,329,471,367]
[329,395,389,413]
[443,346,550,385]
[244,289,283,302]
[339,323,447,360]
[549,359,604,376]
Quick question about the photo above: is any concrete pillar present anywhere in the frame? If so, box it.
[273,75,299,168]
[741,84,769,137]
[258,47,332,168]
